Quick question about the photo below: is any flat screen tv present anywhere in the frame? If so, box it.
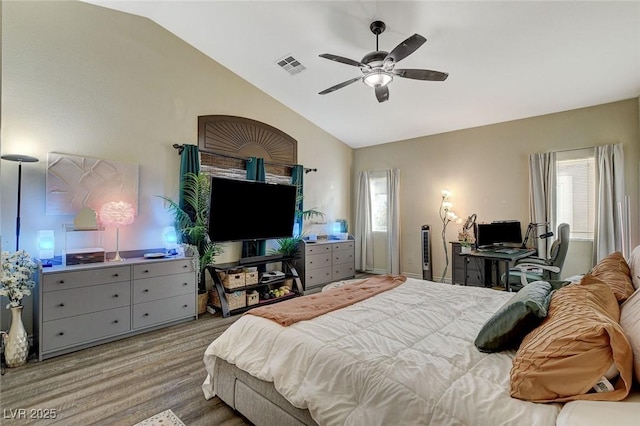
[208,177,297,242]
[476,221,522,248]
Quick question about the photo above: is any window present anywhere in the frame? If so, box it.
[370,174,387,232]
[556,149,595,240]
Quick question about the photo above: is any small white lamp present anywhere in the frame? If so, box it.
[99,201,135,261]
[162,226,178,255]
[38,230,55,266]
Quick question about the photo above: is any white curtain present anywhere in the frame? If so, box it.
[355,171,373,272]
[386,169,401,274]
[528,152,556,257]
[594,144,625,263]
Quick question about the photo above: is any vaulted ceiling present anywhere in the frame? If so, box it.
[86,1,640,148]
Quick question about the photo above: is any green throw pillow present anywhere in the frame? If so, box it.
[475,281,554,353]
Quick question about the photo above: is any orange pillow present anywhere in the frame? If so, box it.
[510,274,633,402]
[590,251,635,303]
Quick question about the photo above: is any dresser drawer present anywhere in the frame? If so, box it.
[42,266,130,292]
[133,272,195,304]
[133,258,194,279]
[43,281,131,321]
[42,306,130,351]
[305,267,332,287]
[333,264,355,281]
[306,253,332,270]
[332,242,355,252]
[133,293,195,329]
[333,250,354,265]
[305,244,332,255]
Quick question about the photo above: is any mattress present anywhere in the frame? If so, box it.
[203,277,562,425]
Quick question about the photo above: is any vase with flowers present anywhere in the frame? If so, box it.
[1,250,37,367]
[458,229,475,254]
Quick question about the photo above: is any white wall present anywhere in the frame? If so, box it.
[0,1,352,332]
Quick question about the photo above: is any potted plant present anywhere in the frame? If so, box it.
[0,250,37,367]
[158,172,223,313]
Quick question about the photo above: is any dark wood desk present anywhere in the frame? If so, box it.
[460,248,536,292]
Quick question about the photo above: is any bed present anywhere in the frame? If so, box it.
[202,250,640,426]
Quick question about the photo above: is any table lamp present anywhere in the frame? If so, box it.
[99,201,135,261]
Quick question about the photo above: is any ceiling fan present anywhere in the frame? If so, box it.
[318,21,448,103]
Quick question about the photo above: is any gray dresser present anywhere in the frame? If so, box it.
[37,256,196,360]
[297,237,355,292]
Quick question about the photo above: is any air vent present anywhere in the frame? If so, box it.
[276,55,306,76]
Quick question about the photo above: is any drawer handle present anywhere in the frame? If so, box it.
[58,332,64,336]
[143,313,149,317]
[144,270,150,273]
[183,282,188,286]
[143,289,149,293]
[114,273,119,277]
[183,304,188,308]
[113,294,119,298]
[58,280,65,284]
[183,265,188,268]
[58,303,65,307]
[113,320,119,324]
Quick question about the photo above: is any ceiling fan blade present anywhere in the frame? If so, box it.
[319,76,363,95]
[385,34,426,64]
[393,69,449,81]
[319,53,368,69]
[375,85,389,103]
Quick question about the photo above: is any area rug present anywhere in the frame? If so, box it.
[134,409,185,426]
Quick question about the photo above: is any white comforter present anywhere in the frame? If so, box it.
[203,277,561,425]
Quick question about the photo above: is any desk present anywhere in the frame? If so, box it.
[461,249,535,292]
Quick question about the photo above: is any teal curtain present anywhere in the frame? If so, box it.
[243,157,267,257]
[291,165,304,236]
[246,157,266,182]
[179,144,200,223]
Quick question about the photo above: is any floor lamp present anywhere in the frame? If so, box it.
[1,154,39,251]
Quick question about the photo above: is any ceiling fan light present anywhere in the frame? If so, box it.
[363,70,393,88]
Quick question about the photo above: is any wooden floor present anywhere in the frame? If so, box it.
[0,313,251,426]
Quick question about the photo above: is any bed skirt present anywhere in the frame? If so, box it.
[212,356,319,426]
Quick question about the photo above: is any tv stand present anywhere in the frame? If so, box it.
[207,256,303,318]
[238,254,283,265]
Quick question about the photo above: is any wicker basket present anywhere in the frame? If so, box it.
[246,290,259,306]
[221,270,246,290]
[210,289,246,310]
[245,271,259,286]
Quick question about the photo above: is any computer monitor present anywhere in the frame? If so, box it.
[476,221,522,248]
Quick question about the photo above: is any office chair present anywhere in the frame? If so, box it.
[503,223,570,288]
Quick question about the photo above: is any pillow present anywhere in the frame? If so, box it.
[590,251,635,303]
[474,281,553,353]
[627,245,640,290]
[510,274,634,402]
[620,289,640,384]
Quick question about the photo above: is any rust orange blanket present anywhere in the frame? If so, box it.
[246,274,407,326]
